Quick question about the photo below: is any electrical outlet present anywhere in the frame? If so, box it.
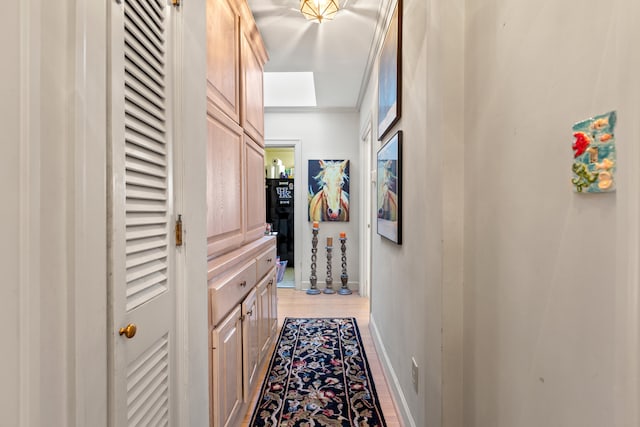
[411,357,419,393]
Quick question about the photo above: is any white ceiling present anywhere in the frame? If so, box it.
[247,0,385,110]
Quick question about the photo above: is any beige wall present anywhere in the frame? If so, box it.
[362,0,639,426]
[1,1,110,425]
[464,0,640,426]
[359,0,465,425]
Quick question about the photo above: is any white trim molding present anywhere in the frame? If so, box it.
[69,0,108,425]
[172,4,190,426]
[174,1,212,425]
[359,115,372,298]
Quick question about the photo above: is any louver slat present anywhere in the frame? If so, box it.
[126,335,169,426]
[118,0,171,425]
[123,0,168,310]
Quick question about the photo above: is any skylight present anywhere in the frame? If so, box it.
[264,72,317,107]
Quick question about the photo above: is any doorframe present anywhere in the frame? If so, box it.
[173,2,213,426]
[265,139,302,289]
[617,108,640,425]
[359,116,373,298]
[171,4,189,426]
[69,0,109,425]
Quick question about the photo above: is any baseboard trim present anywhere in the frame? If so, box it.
[369,313,417,427]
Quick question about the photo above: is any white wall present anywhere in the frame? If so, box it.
[0,1,110,425]
[363,1,640,426]
[359,0,465,425]
[265,111,361,290]
[464,1,640,426]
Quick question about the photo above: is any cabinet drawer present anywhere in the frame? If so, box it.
[209,260,257,327]
[256,246,277,280]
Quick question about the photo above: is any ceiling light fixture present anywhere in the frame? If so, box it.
[300,0,339,23]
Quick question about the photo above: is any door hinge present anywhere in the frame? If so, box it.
[171,0,180,6]
[175,214,183,247]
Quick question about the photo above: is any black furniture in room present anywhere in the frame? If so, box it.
[265,178,294,266]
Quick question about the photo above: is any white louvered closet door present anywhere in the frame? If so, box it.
[109,0,176,426]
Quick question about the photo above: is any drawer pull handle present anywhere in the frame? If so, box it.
[240,280,247,287]
[246,310,253,317]
[268,279,273,286]
[266,258,272,263]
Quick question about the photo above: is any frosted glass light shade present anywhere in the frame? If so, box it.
[300,0,339,23]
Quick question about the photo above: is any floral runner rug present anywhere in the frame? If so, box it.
[249,317,387,427]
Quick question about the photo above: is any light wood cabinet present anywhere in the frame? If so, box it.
[268,270,278,337]
[208,237,277,427]
[207,0,270,425]
[240,30,265,143]
[256,246,277,281]
[208,259,256,327]
[206,126,266,256]
[242,288,259,400]
[206,109,245,257]
[211,305,243,427]
[245,134,266,243]
[257,271,276,359]
[206,0,268,259]
[206,0,240,123]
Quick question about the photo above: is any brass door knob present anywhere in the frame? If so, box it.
[119,323,137,339]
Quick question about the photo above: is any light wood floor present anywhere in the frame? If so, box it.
[241,288,402,426]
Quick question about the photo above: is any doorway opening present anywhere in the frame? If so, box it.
[265,145,296,288]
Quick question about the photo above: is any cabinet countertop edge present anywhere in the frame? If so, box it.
[207,235,276,281]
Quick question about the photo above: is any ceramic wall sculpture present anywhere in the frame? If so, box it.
[572,111,617,193]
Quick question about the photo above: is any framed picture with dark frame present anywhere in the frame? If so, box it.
[376,130,402,244]
[377,0,402,141]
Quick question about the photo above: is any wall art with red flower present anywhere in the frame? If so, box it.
[571,111,617,193]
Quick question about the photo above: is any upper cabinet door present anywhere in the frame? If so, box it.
[244,135,266,243]
[206,0,240,123]
[241,30,265,144]
[206,110,245,258]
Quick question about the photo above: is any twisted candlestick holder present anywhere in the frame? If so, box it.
[338,236,352,295]
[324,238,335,294]
[307,226,321,295]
